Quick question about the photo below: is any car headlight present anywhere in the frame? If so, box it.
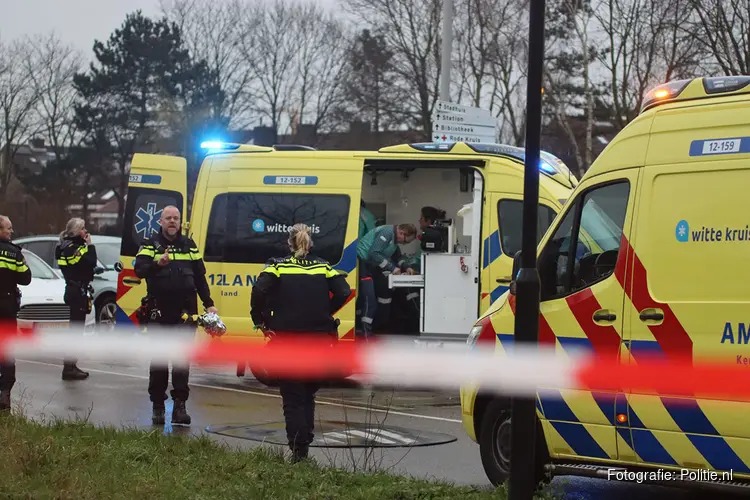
[466,324,483,346]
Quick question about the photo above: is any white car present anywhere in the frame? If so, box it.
[16,249,96,333]
[14,235,120,328]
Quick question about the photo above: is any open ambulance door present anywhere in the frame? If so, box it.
[115,154,188,327]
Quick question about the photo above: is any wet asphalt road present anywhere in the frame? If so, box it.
[8,357,747,499]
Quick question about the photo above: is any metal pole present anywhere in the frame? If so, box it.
[508,0,546,496]
[439,0,453,101]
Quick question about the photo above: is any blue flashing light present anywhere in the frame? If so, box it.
[539,160,557,175]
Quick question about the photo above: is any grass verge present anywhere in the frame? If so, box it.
[0,413,525,500]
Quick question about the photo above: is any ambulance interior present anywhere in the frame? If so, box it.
[358,160,483,340]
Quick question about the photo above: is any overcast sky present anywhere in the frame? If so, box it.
[2,0,339,57]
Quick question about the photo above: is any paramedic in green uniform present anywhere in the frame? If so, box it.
[356,223,417,337]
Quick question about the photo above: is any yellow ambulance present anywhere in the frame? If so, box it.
[460,75,750,492]
[115,141,576,373]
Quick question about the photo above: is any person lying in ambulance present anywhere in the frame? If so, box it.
[355,223,417,337]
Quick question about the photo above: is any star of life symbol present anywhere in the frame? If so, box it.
[675,219,689,242]
[134,203,163,238]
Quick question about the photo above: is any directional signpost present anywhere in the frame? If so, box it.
[431,100,497,144]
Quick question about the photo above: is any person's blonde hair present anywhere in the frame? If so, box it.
[60,217,86,242]
[288,223,313,258]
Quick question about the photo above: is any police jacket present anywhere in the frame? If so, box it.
[250,255,351,333]
[55,236,98,285]
[134,231,214,308]
[0,239,31,295]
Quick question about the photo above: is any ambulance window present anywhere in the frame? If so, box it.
[121,187,184,257]
[204,192,350,265]
[538,181,629,301]
[497,201,557,256]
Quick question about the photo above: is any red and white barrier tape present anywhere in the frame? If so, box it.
[1,323,749,401]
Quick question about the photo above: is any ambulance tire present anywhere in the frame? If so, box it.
[478,400,548,488]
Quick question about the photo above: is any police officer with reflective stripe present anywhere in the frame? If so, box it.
[0,215,31,412]
[55,218,97,381]
[250,223,351,462]
[134,205,217,426]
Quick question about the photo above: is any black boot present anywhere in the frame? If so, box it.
[62,361,89,381]
[0,390,10,413]
[152,404,165,425]
[290,444,309,463]
[171,399,191,425]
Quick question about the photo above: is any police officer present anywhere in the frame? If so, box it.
[55,217,97,381]
[0,215,31,412]
[250,223,351,462]
[355,223,417,337]
[134,205,216,426]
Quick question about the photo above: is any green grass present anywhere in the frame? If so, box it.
[0,413,529,499]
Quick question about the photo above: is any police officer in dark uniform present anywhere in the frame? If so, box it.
[0,215,32,412]
[250,223,351,462]
[55,217,97,380]
[134,205,216,426]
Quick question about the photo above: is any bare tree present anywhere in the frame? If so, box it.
[452,0,530,144]
[0,38,41,196]
[160,0,253,128]
[543,0,602,175]
[595,0,703,130]
[340,28,406,142]
[239,0,300,135]
[25,33,84,160]
[689,0,750,75]
[290,3,351,135]
[344,0,443,135]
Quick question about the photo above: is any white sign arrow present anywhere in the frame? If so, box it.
[432,110,496,128]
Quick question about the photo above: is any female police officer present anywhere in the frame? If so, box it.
[55,217,97,380]
[250,223,351,462]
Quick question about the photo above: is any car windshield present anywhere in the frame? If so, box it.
[23,250,58,280]
[94,241,121,269]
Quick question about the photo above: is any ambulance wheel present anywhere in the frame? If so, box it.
[250,364,279,387]
[478,400,548,488]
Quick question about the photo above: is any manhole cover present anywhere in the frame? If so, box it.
[206,419,457,448]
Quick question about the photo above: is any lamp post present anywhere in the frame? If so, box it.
[508,0,546,497]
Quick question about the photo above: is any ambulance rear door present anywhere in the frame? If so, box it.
[116,153,188,327]
[198,152,363,339]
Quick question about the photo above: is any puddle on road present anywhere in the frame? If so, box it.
[196,374,460,411]
[206,419,457,448]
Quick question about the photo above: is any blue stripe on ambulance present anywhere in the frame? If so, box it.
[624,404,679,465]
[550,422,609,459]
[660,397,718,435]
[115,304,133,324]
[489,285,509,303]
[687,435,750,473]
[591,391,616,425]
[334,239,358,274]
[482,230,501,269]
